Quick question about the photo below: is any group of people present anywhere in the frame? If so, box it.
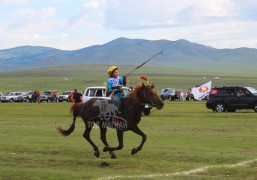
[227,89,246,96]
[28,90,41,103]
[175,89,185,102]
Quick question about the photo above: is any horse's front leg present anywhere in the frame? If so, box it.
[103,130,124,152]
[100,126,117,159]
[130,125,147,155]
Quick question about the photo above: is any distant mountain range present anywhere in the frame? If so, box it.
[0,37,257,71]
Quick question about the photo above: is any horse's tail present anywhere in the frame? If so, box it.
[57,103,83,136]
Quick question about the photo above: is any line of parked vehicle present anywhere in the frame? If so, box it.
[0,90,74,103]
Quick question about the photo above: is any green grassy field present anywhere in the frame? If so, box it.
[0,65,257,179]
[0,101,257,179]
[0,64,257,94]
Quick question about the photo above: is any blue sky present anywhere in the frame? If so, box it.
[0,0,257,50]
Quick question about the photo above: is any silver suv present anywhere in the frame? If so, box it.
[160,88,176,101]
[0,92,27,102]
[58,91,74,102]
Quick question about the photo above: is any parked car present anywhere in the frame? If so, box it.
[0,92,3,101]
[160,88,176,101]
[0,92,26,102]
[42,90,59,102]
[206,86,257,112]
[82,86,152,116]
[40,93,49,102]
[58,91,73,102]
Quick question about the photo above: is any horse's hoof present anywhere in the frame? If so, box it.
[131,148,137,155]
[110,153,117,159]
[103,147,109,152]
[94,150,100,158]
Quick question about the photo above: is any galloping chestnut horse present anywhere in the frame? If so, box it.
[57,83,164,158]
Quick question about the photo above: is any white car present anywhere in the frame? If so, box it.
[58,91,73,102]
[82,86,130,103]
[0,92,27,102]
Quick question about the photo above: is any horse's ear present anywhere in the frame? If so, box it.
[151,83,155,89]
[142,83,145,88]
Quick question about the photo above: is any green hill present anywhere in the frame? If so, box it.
[0,38,257,71]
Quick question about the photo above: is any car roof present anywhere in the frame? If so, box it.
[86,86,106,89]
[85,86,128,89]
[212,86,246,89]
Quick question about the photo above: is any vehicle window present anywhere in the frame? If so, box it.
[226,89,235,96]
[85,90,89,96]
[236,88,246,96]
[217,89,226,95]
[95,90,103,97]
[245,90,251,95]
[211,89,226,95]
[89,89,96,97]
[245,87,257,94]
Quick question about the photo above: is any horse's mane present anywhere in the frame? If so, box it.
[126,84,143,105]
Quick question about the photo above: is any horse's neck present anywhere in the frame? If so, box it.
[123,97,144,113]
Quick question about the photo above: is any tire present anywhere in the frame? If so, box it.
[161,96,165,101]
[254,103,257,112]
[215,103,226,112]
[9,99,14,103]
[227,109,236,112]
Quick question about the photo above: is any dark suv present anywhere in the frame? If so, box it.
[206,86,257,112]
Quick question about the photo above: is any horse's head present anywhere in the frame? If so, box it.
[138,83,164,110]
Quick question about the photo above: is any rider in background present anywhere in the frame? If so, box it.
[106,66,127,113]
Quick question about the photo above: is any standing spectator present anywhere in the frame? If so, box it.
[36,91,41,104]
[28,92,33,103]
[50,91,55,102]
[180,89,184,102]
[73,89,82,103]
[186,89,191,101]
[70,92,74,102]
[177,90,181,102]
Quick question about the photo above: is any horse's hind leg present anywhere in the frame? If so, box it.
[130,125,147,155]
[83,122,100,158]
[100,127,117,159]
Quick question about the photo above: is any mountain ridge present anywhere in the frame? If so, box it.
[0,37,256,71]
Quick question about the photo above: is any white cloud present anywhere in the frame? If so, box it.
[148,20,257,49]
[1,0,29,4]
[67,0,118,29]
[41,7,56,18]
[103,0,237,30]
[13,8,35,18]
[1,0,257,50]
[13,7,56,19]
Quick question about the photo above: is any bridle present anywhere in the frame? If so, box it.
[141,88,161,109]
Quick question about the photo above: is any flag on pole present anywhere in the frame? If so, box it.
[191,81,212,100]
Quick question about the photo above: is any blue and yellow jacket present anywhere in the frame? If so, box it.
[106,76,127,105]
